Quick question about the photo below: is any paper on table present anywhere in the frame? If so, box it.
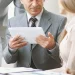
[35,70,70,75]
[0,67,70,75]
[8,27,45,44]
[0,67,41,74]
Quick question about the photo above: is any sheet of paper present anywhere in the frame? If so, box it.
[35,70,70,75]
[8,27,45,44]
[0,67,70,75]
[0,67,41,74]
[0,26,7,37]
[9,72,70,75]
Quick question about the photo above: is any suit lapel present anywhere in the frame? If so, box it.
[39,9,52,33]
[32,9,52,49]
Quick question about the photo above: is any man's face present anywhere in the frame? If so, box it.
[21,0,44,16]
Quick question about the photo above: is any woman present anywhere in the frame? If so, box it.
[58,0,75,44]
[58,0,75,22]
[51,0,75,74]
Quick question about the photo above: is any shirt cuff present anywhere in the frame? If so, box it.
[48,43,58,53]
[8,44,17,53]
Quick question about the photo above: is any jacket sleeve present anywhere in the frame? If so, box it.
[3,20,18,64]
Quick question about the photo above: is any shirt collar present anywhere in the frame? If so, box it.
[26,9,43,22]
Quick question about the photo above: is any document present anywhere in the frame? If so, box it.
[0,67,70,75]
[34,70,70,75]
[8,27,45,44]
[0,67,41,74]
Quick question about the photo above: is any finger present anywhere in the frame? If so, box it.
[36,37,41,43]
[36,36,42,43]
[36,38,48,48]
[12,37,25,45]
[66,68,71,74]
[13,42,27,49]
[12,35,21,42]
[36,35,47,41]
[36,37,46,46]
[48,32,54,39]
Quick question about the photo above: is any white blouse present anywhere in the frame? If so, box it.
[60,17,75,70]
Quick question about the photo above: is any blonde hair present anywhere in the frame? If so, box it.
[58,0,75,44]
[60,0,75,13]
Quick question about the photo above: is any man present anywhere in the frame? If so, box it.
[3,0,67,70]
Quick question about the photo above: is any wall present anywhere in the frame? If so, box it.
[8,0,59,19]
[44,0,59,14]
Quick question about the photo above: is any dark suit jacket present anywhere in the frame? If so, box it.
[3,9,67,70]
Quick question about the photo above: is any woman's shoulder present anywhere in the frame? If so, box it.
[69,17,75,25]
[65,17,75,32]
[69,25,75,41]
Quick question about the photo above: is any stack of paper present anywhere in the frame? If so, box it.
[9,71,70,75]
[0,67,70,75]
[0,67,41,74]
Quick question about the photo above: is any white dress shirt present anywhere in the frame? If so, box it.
[60,17,75,70]
[26,10,43,27]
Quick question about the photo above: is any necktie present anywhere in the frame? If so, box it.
[30,17,37,27]
[30,17,37,68]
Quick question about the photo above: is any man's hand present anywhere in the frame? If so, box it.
[9,35,28,50]
[36,32,56,50]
